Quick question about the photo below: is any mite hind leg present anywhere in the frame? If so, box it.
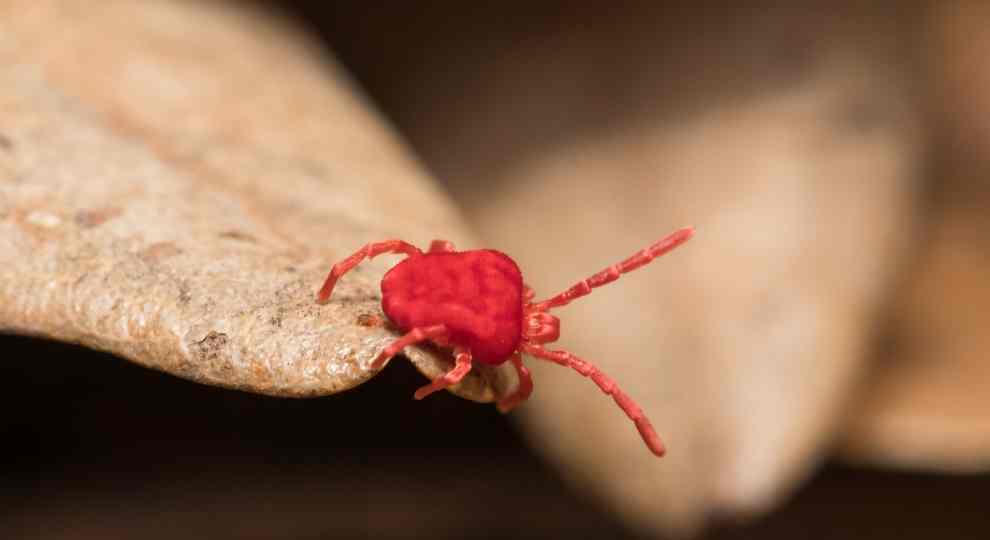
[522,344,665,457]
[316,240,422,304]
[413,347,473,400]
[371,324,448,370]
[496,353,533,413]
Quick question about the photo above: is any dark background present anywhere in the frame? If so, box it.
[3,335,988,539]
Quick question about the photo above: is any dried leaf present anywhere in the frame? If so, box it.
[0,0,511,401]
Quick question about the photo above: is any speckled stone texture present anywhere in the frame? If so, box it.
[0,0,512,401]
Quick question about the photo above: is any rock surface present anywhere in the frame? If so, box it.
[0,0,511,401]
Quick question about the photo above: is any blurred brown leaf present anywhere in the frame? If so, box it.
[378,5,925,535]
[840,1,990,472]
[0,0,511,401]
[842,202,990,472]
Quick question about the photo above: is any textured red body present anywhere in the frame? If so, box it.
[381,250,524,365]
[316,228,694,457]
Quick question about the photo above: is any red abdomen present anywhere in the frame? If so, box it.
[380,249,524,365]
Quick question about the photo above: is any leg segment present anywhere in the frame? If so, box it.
[413,347,473,400]
[428,239,457,253]
[316,240,422,304]
[371,324,447,370]
[532,227,694,311]
[496,353,533,413]
[522,344,666,457]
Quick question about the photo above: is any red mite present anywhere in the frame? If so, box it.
[316,227,694,457]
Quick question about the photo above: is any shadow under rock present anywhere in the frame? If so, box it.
[0,334,634,540]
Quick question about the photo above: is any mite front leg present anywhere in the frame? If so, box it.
[496,353,533,413]
[532,227,693,311]
[428,239,456,253]
[316,240,422,304]
[522,344,666,457]
[372,324,447,370]
[413,347,473,400]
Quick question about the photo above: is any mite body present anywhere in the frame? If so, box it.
[316,228,694,457]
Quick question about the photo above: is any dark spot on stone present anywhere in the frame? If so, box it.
[270,311,283,328]
[357,313,384,327]
[284,266,297,273]
[193,331,229,364]
[178,284,192,305]
[72,273,90,288]
[75,207,122,228]
[0,133,12,151]
[219,230,257,243]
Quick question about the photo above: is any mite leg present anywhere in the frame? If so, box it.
[522,344,666,457]
[316,240,422,304]
[413,347,473,400]
[428,239,456,253]
[496,353,533,413]
[531,227,693,311]
[372,324,447,370]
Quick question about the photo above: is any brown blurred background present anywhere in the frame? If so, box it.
[4,1,990,538]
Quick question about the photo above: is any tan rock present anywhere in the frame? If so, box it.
[0,0,511,401]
